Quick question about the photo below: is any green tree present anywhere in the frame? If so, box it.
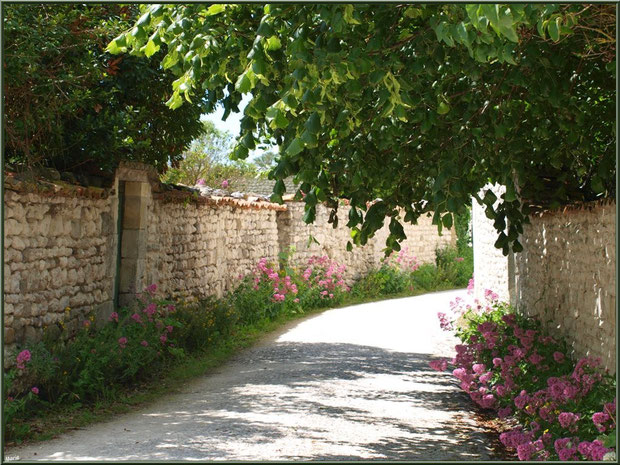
[253,150,278,173]
[161,120,258,187]
[3,3,205,175]
[110,3,615,254]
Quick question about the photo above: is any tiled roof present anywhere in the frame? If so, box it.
[232,176,299,196]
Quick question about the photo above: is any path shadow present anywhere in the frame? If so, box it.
[14,340,499,461]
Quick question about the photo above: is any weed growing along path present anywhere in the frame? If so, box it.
[7,289,500,461]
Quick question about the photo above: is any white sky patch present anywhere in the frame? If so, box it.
[200,94,277,162]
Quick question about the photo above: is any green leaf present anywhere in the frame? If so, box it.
[285,138,304,156]
[242,132,255,150]
[265,36,282,51]
[274,179,286,195]
[235,72,252,94]
[270,110,289,130]
[303,206,316,224]
[301,130,317,147]
[106,36,127,54]
[130,26,147,43]
[536,18,546,39]
[206,4,226,16]
[483,189,498,205]
[144,40,160,58]
[512,240,523,253]
[304,112,321,134]
[136,12,151,27]
[548,17,560,42]
[442,213,453,229]
[346,241,353,252]
[591,176,605,194]
[504,183,517,202]
[437,101,450,115]
[165,92,183,110]
[256,21,274,37]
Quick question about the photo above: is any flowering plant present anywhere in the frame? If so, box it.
[431,287,616,461]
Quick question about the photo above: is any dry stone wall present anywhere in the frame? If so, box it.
[4,164,456,356]
[278,202,456,283]
[145,200,282,299]
[514,201,616,372]
[472,185,513,303]
[3,189,117,354]
[472,195,616,373]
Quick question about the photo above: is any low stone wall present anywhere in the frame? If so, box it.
[3,189,117,349]
[472,195,616,373]
[4,164,457,357]
[146,199,282,299]
[277,203,455,283]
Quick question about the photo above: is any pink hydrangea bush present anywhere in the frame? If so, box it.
[431,289,616,461]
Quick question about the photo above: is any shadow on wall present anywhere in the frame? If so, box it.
[29,342,502,461]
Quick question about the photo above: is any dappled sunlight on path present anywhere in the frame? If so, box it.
[8,289,498,461]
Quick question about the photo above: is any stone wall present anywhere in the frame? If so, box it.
[472,185,513,303]
[4,164,456,355]
[3,189,118,351]
[514,200,616,372]
[145,199,282,299]
[472,196,616,372]
[277,203,455,283]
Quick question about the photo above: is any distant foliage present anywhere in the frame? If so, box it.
[160,121,259,188]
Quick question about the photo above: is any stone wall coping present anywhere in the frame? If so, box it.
[3,173,111,199]
[151,191,287,211]
[529,197,615,217]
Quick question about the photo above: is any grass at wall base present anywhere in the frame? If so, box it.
[4,246,471,445]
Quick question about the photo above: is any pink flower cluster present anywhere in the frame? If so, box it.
[592,400,616,433]
[16,350,31,370]
[303,255,349,299]
[439,287,501,334]
[383,247,420,273]
[252,258,299,303]
[441,290,616,461]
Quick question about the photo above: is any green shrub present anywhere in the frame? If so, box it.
[174,297,238,352]
[435,246,473,288]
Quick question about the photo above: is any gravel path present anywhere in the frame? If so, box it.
[7,289,499,461]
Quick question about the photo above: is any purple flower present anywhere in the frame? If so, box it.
[221,179,229,189]
[516,442,535,461]
[109,312,119,322]
[592,412,610,424]
[140,340,149,347]
[16,350,31,370]
[118,337,128,348]
[31,386,39,395]
[553,351,565,363]
[472,363,486,374]
[196,178,206,186]
[558,412,580,429]
[498,407,512,418]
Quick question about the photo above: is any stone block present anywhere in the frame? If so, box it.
[121,229,146,259]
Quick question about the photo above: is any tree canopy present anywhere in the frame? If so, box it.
[3,3,206,175]
[110,3,615,255]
